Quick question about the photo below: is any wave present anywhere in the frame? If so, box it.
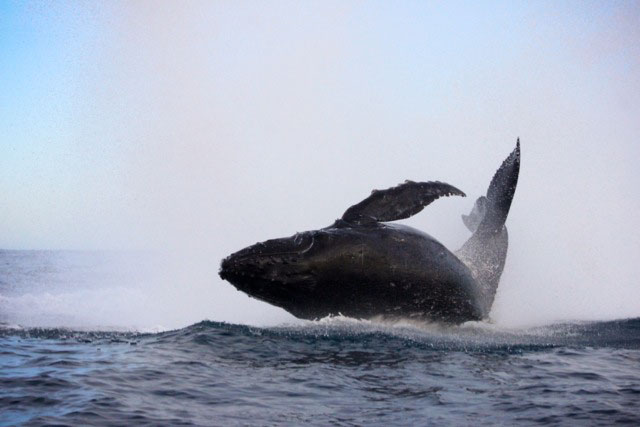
[2,316,639,353]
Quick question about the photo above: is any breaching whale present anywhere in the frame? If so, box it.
[219,140,520,323]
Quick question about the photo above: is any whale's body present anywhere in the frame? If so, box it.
[220,141,520,323]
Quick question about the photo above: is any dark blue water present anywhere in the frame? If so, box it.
[1,250,640,425]
[2,319,640,426]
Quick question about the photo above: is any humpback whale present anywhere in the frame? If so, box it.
[220,141,520,323]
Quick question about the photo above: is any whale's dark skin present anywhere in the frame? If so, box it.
[220,141,520,323]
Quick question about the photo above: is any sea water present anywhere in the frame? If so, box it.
[1,251,639,426]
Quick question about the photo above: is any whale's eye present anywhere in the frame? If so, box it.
[291,233,315,253]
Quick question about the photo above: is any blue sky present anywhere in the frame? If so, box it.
[3,1,637,250]
[1,2,114,246]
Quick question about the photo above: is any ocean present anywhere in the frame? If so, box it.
[1,250,639,426]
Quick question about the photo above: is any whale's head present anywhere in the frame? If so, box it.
[219,224,389,318]
[219,230,329,317]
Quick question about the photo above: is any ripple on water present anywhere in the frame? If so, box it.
[1,318,640,425]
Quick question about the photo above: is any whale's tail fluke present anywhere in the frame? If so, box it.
[477,139,520,237]
[456,140,520,318]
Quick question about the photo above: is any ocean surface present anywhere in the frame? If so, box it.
[1,250,639,426]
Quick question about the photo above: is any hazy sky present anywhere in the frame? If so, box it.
[2,1,639,326]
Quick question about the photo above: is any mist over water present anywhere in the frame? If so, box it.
[2,2,639,330]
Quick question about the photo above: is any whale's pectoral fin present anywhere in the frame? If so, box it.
[342,181,465,225]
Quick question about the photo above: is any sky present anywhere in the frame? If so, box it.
[1,1,639,327]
